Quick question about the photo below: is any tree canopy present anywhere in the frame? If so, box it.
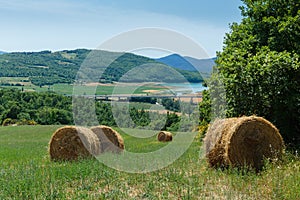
[200,0,300,147]
[0,88,187,131]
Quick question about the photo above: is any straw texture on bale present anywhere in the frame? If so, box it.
[49,126,100,161]
[90,125,124,153]
[157,131,173,142]
[204,116,284,171]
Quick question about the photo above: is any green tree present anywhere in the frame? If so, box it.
[201,0,300,147]
[37,107,72,125]
[17,112,31,121]
[6,101,21,119]
[164,112,180,131]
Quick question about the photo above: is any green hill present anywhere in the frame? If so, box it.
[0,49,203,86]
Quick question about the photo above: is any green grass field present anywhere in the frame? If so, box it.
[0,126,299,199]
[0,82,165,95]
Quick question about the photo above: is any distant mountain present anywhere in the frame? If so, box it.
[0,51,6,55]
[156,54,216,79]
[184,56,216,77]
[156,54,197,72]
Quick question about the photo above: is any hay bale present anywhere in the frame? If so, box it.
[204,116,284,171]
[90,125,124,153]
[49,126,100,161]
[157,131,173,142]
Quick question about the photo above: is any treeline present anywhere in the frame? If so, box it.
[0,88,72,126]
[0,88,191,131]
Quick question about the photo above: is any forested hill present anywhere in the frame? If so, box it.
[0,49,203,86]
[0,49,90,86]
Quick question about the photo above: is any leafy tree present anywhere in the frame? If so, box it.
[161,99,180,112]
[0,88,183,129]
[199,90,212,126]
[164,112,180,131]
[36,107,72,125]
[201,0,300,147]
[17,112,31,121]
[6,102,21,119]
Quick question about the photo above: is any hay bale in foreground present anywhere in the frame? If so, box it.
[157,131,173,142]
[204,116,284,171]
[90,125,124,153]
[49,126,100,161]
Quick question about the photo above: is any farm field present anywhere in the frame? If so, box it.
[0,77,171,96]
[0,77,205,96]
[0,125,299,199]
[0,83,165,95]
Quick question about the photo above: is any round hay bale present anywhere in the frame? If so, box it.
[157,131,173,142]
[204,116,284,171]
[90,125,124,153]
[49,126,101,161]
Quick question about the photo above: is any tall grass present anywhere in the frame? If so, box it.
[0,125,299,199]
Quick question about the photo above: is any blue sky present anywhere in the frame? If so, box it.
[0,0,243,58]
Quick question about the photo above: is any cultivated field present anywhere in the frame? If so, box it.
[0,77,168,95]
[0,126,299,199]
[0,82,166,95]
[0,77,203,97]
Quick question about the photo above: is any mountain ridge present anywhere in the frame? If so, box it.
[156,54,215,78]
[156,54,197,72]
[184,56,216,75]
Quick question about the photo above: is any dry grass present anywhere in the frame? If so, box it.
[49,126,100,161]
[90,125,124,153]
[157,131,173,142]
[204,116,284,171]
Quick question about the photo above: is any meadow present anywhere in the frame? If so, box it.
[0,77,167,95]
[0,125,299,199]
